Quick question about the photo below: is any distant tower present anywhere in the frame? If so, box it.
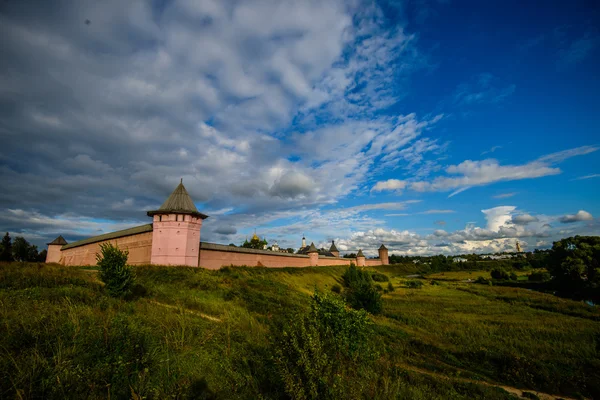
[329,240,340,257]
[307,242,319,266]
[147,179,208,266]
[378,244,389,265]
[516,241,522,253]
[302,234,306,248]
[356,249,366,267]
[46,235,68,263]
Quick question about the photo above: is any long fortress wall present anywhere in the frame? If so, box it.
[47,181,389,269]
[51,230,384,268]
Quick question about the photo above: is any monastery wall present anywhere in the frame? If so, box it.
[59,232,153,266]
[365,258,383,266]
[198,243,383,269]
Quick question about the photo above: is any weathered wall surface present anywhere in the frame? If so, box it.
[59,232,153,266]
[198,243,384,269]
[46,244,63,263]
[55,234,386,269]
[365,258,383,266]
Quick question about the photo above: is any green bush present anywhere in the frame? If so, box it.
[97,243,135,298]
[406,280,424,289]
[371,273,389,282]
[341,264,383,314]
[522,392,540,400]
[431,280,440,286]
[387,282,394,292]
[331,284,342,294]
[528,271,552,282]
[275,291,375,399]
[510,272,518,281]
[475,276,489,284]
[491,268,510,280]
[374,283,383,292]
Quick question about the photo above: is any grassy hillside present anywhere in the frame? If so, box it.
[1,262,599,399]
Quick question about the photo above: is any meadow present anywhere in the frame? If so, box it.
[1,262,599,399]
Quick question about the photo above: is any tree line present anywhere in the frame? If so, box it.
[0,232,47,262]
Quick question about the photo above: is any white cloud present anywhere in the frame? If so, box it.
[493,192,517,199]
[559,210,593,223]
[371,179,408,192]
[572,174,600,181]
[409,145,597,197]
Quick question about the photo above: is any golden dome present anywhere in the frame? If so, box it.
[252,233,260,241]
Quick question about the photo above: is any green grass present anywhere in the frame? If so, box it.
[1,262,599,399]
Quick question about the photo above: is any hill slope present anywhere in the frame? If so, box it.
[1,263,598,399]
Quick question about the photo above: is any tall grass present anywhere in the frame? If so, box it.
[1,262,599,399]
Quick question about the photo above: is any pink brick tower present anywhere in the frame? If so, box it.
[307,242,319,266]
[378,244,389,265]
[46,235,67,263]
[356,249,366,267]
[147,180,208,266]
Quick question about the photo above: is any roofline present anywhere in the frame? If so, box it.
[147,210,209,219]
[61,224,154,250]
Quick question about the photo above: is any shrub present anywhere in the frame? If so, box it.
[430,280,440,286]
[342,264,383,314]
[475,276,489,284]
[406,280,423,289]
[275,291,375,399]
[345,282,383,314]
[342,264,372,287]
[331,284,342,294]
[96,243,135,298]
[371,273,389,282]
[528,271,552,282]
[522,392,540,400]
[510,272,518,281]
[491,268,510,280]
[387,282,394,292]
[374,283,383,292]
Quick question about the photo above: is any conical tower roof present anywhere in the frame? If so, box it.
[47,235,68,245]
[147,180,208,219]
[307,242,319,253]
[378,244,387,250]
[356,249,365,257]
[329,240,339,252]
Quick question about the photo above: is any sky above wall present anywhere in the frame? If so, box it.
[0,0,599,256]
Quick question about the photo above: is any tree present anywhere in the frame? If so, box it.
[0,232,13,262]
[37,249,47,262]
[28,245,40,262]
[12,236,30,262]
[97,243,135,298]
[286,248,294,254]
[343,253,357,258]
[547,236,600,290]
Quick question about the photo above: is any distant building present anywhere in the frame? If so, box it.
[453,257,468,263]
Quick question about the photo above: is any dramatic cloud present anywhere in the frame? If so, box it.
[559,210,594,223]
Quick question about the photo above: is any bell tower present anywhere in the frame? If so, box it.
[147,179,208,266]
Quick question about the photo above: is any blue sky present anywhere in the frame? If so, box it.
[0,0,598,255]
